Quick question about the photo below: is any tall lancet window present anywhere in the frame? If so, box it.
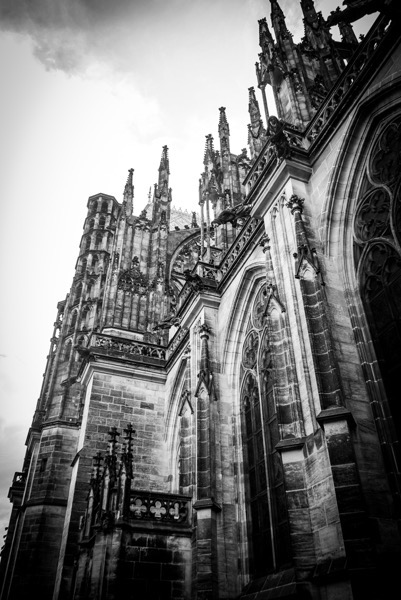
[240,284,291,577]
[354,116,401,442]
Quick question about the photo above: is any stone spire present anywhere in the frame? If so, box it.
[203,134,216,168]
[151,145,171,228]
[158,145,170,190]
[218,106,230,139]
[337,19,359,47]
[300,0,343,85]
[218,107,231,162]
[123,168,134,216]
[270,0,290,40]
[247,87,267,160]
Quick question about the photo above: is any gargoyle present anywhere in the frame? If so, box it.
[268,116,291,161]
[211,202,252,228]
[153,315,182,331]
[183,269,204,291]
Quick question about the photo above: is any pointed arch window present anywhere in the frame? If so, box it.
[81,305,90,329]
[95,232,103,249]
[354,116,401,442]
[63,340,72,362]
[74,282,82,304]
[99,215,106,229]
[91,254,99,272]
[69,311,77,333]
[101,200,109,213]
[239,284,291,578]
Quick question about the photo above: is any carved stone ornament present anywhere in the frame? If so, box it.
[370,118,401,186]
[252,285,268,330]
[242,330,259,370]
[267,116,291,161]
[354,187,390,242]
[361,242,401,302]
[117,257,148,294]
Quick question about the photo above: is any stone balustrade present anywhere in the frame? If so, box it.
[129,490,191,524]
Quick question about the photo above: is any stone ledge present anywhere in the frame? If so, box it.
[316,407,356,428]
[193,498,222,512]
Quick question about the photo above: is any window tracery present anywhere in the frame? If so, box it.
[239,283,291,577]
[354,115,401,441]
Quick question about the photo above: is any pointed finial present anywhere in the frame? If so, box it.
[123,168,134,216]
[159,145,170,174]
[270,0,290,35]
[203,134,215,166]
[259,17,274,47]
[124,168,134,195]
[218,107,230,136]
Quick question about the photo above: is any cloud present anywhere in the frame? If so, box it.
[0,419,27,535]
[0,0,160,74]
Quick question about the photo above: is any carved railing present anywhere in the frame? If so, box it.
[129,490,191,524]
[306,14,393,143]
[219,217,262,278]
[166,327,189,360]
[90,333,166,361]
[196,261,221,282]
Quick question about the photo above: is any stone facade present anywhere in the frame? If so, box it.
[1,1,401,599]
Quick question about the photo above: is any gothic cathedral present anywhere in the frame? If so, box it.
[1,1,401,599]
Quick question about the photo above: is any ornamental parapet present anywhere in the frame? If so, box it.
[129,490,191,525]
[244,14,394,198]
[166,327,189,360]
[87,333,166,364]
[306,13,394,144]
[219,217,262,280]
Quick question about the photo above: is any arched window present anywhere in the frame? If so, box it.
[99,215,106,229]
[84,236,91,252]
[81,305,90,329]
[63,340,72,362]
[88,218,95,231]
[74,282,82,304]
[355,116,401,441]
[95,232,103,249]
[86,279,95,299]
[81,258,87,274]
[91,254,99,272]
[101,200,108,213]
[69,311,77,333]
[240,285,291,577]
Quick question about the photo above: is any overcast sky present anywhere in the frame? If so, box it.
[0,0,376,540]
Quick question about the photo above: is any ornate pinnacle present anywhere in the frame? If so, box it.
[124,168,134,195]
[108,426,120,455]
[248,87,262,125]
[203,134,215,166]
[159,145,170,174]
[92,451,103,482]
[259,17,274,48]
[218,107,230,137]
[270,0,290,34]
